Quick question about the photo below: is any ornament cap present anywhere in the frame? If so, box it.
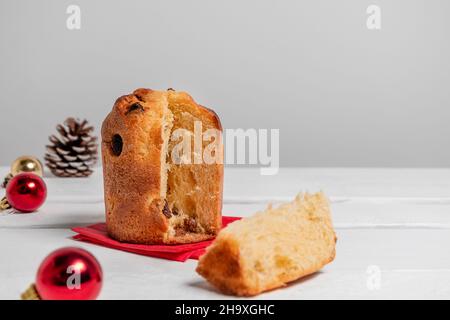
[21,284,41,300]
[0,196,10,211]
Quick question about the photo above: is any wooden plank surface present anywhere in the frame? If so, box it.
[0,167,449,299]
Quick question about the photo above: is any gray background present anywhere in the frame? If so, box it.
[0,0,449,167]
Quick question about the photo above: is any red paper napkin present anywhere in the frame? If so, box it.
[71,216,241,262]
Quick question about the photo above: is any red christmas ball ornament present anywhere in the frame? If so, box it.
[22,247,103,300]
[5,172,47,212]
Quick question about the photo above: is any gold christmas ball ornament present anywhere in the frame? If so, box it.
[11,156,43,177]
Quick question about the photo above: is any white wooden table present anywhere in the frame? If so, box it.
[1,167,449,300]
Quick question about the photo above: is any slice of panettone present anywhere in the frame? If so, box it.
[196,192,337,296]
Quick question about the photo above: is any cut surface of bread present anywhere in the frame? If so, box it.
[101,88,223,244]
[165,91,223,239]
[196,192,336,296]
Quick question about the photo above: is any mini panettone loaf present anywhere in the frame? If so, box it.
[101,88,223,244]
[196,192,336,296]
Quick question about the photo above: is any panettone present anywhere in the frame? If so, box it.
[101,88,223,244]
[196,192,337,296]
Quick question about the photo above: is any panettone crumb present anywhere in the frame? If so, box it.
[162,94,221,240]
[160,106,174,199]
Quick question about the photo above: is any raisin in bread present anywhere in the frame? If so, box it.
[101,88,223,244]
[196,192,336,296]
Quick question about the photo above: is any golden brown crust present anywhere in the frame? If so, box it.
[195,236,252,295]
[102,88,223,244]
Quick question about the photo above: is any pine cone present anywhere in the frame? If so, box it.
[45,118,98,177]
